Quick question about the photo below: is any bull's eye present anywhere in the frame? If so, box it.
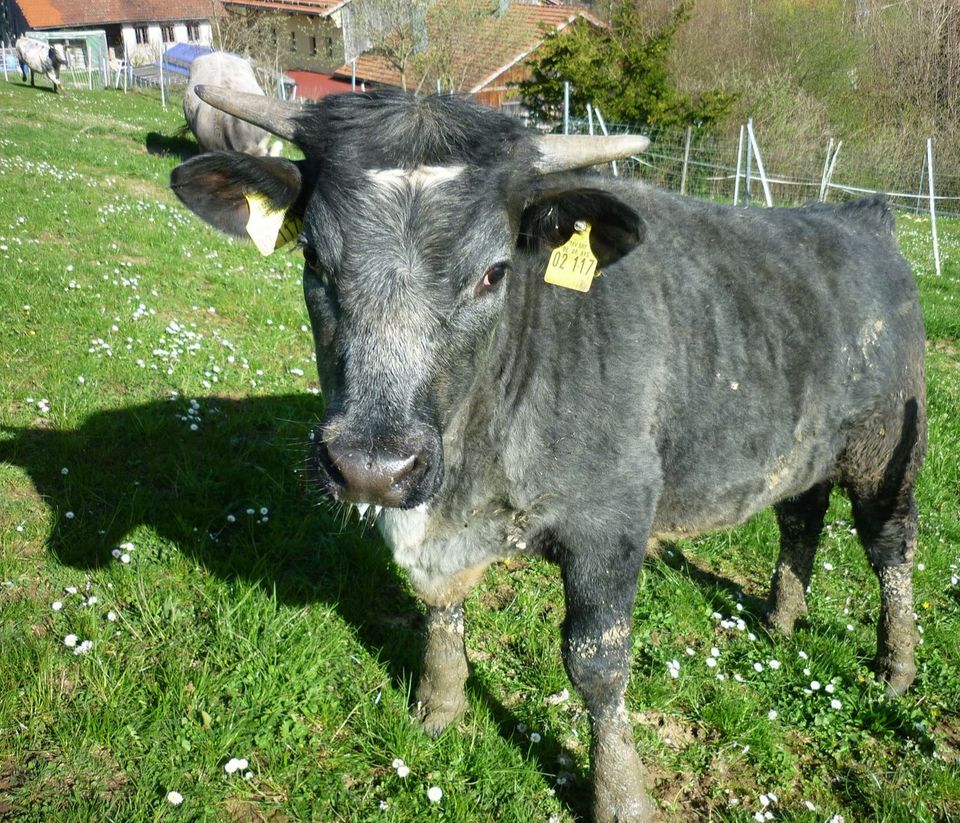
[478,262,510,295]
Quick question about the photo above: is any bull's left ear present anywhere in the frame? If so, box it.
[170,151,304,255]
[519,188,645,266]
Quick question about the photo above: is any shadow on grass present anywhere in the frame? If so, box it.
[0,394,584,817]
[145,130,198,161]
[655,540,770,623]
[653,540,890,673]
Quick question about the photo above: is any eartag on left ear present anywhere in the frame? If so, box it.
[244,192,302,256]
[544,220,600,292]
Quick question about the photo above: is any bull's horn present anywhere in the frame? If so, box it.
[534,134,650,173]
[194,84,302,143]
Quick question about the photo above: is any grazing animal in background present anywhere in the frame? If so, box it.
[170,87,926,822]
[183,53,282,156]
[16,36,67,93]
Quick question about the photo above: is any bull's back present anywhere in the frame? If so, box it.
[646,195,922,532]
[530,188,923,535]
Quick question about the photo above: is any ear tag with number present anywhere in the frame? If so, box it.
[543,220,600,292]
[244,192,302,256]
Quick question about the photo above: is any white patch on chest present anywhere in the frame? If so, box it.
[366,165,465,191]
[378,506,430,563]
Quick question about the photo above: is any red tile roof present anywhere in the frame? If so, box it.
[16,0,221,29]
[333,2,599,94]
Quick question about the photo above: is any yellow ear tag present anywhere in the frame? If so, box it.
[244,192,302,256]
[544,221,600,292]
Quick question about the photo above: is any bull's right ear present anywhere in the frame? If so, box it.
[170,151,304,254]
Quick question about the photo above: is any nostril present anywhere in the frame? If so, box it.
[389,453,418,487]
[321,440,423,502]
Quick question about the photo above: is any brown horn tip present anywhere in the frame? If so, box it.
[534,134,650,173]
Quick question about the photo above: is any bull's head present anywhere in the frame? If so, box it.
[170,88,647,510]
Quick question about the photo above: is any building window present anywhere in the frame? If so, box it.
[187,22,201,41]
[161,25,175,43]
[135,26,149,45]
[290,31,297,52]
[309,35,318,56]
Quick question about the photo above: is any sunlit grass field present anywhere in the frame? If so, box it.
[1,80,958,822]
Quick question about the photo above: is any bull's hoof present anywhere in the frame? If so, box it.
[764,607,798,636]
[412,690,467,737]
[593,793,658,823]
[877,657,916,698]
[592,730,658,822]
[764,593,807,636]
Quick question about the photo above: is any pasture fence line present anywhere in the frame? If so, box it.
[542,114,953,274]
[555,115,960,219]
[0,55,952,270]
[1,35,109,91]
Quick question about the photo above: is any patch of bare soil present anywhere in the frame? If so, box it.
[634,710,703,751]
[928,340,960,358]
[651,748,764,822]
[224,796,292,823]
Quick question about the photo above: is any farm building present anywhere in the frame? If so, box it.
[331,1,601,109]
[220,0,352,75]
[1,0,218,64]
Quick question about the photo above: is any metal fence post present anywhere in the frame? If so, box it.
[819,139,834,201]
[746,119,773,207]
[594,107,618,177]
[680,125,693,196]
[927,137,941,277]
[563,80,570,136]
[733,124,745,205]
[820,141,842,203]
[159,52,166,108]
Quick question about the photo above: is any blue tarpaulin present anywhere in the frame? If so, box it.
[157,43,214,77]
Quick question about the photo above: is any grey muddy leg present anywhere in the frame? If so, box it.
[413,603,469,736]
[766,482,831,635]
[852,491,919,697]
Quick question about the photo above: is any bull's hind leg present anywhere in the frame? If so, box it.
[849,487,920,697]
[766,482,831,634]
[845,398,925,696]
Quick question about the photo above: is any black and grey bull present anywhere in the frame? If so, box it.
[183,53,282,156]
[16,37,67,93]
[170,88,926,822]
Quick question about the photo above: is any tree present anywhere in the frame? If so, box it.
[210,6,300,94]
[517,1,735,128]
[349,0,430,91]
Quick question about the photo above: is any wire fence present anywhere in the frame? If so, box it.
[558,115,960,220]
[3,42,956,261]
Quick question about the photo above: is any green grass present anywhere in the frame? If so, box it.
[1,81,958,822]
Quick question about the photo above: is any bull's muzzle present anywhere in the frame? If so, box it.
[311,428,442,509]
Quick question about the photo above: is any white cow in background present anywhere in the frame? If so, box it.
[183,53,282,156]
[16,36,68,93]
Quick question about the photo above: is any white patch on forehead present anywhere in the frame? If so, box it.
[366,165,465,191]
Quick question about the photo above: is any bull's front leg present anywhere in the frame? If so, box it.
[410,562,490,736]
[559,536,655,823]
[414,602,469,736]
